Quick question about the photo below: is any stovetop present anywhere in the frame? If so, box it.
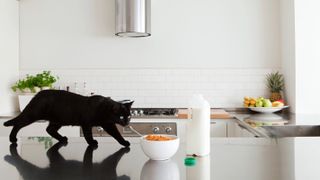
[130,108,178,118]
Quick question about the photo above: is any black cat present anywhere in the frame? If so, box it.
[4,142,130,180]
[3,90,134,147]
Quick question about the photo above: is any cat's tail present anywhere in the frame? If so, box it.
[3,118,18,127]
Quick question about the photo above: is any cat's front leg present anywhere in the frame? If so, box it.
[102,124,130,147]
[81,126,98,147]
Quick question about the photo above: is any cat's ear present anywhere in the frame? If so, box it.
[119,100,134,109]
[124,101,134,109]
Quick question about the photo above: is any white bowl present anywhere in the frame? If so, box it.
[249,106,289,113]
[140,135,179,161]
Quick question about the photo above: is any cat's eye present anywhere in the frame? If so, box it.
[120,116,124,120]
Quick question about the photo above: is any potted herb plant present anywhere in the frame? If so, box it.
[11,71,58,111]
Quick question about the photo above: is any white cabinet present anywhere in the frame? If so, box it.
[227,119,256,137]
[210,119,257,138]
[210,120,228,137]
[177,119,228,142]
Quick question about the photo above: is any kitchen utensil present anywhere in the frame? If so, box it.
[129,126,143,137]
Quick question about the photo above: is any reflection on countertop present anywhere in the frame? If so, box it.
[141,159,180,180]
[235,112,320,126]
[0,136,320,180]
[235,112,320,138]
[5,141,130,180]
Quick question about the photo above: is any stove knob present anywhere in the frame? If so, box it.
[165,127,172,133]
[152,127,160,133]
[97,127,104,132]
[139,110,144,115]
[132,110,138,116]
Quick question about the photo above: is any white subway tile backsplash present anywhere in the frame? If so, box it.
[20,68,278,108]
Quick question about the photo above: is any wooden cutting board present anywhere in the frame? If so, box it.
[177,109,231,119]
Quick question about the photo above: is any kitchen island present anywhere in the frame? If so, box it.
[0,136,318,180]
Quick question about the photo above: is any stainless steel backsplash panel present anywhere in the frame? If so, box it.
[80,122,177,137]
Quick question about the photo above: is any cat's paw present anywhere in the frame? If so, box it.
[59,136,68,143]
[121,147,131,154]
[9,136,17,143]
[88,140,98,147]
[121,140,130,147]
[118,175,130,180]
[87,144,98,150]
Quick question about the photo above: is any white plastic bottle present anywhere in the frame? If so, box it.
[186,94,211,156]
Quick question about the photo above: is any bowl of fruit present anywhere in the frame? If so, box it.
[243,97,288,113]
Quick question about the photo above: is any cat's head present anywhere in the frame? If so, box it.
[113,100,134,126]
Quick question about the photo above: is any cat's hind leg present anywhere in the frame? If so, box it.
[46,124,68,143]
[9,117,36,143]
[81,126,98,147]
[102,124,130,147]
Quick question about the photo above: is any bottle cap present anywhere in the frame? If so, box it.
[184,157,196,166]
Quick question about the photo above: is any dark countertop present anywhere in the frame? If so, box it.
[1,136,320,180]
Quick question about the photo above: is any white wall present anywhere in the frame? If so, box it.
[294,0,320,114]
[0,0,19,115]
[19,0,281,107]
[19,0,281,69]
[280,0,296,113]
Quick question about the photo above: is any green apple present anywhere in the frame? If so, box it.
[263,99,272,107]
[255,100,263,107]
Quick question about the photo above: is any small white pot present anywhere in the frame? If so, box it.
[41,86,51,90]
[34,87,41,93]
[18,94,35,112]
[22,88,32,93]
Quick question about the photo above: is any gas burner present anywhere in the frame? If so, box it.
[131,108,177,117]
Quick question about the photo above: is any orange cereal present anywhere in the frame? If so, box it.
[145,134,174,141]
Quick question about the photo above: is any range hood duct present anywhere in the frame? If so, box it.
[115,0,151,37]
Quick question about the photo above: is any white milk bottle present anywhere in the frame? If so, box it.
[186,94,211,156]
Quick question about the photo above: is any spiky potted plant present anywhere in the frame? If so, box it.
[266,71,284,102]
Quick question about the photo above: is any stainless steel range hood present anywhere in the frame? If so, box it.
[115,0,151,37]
